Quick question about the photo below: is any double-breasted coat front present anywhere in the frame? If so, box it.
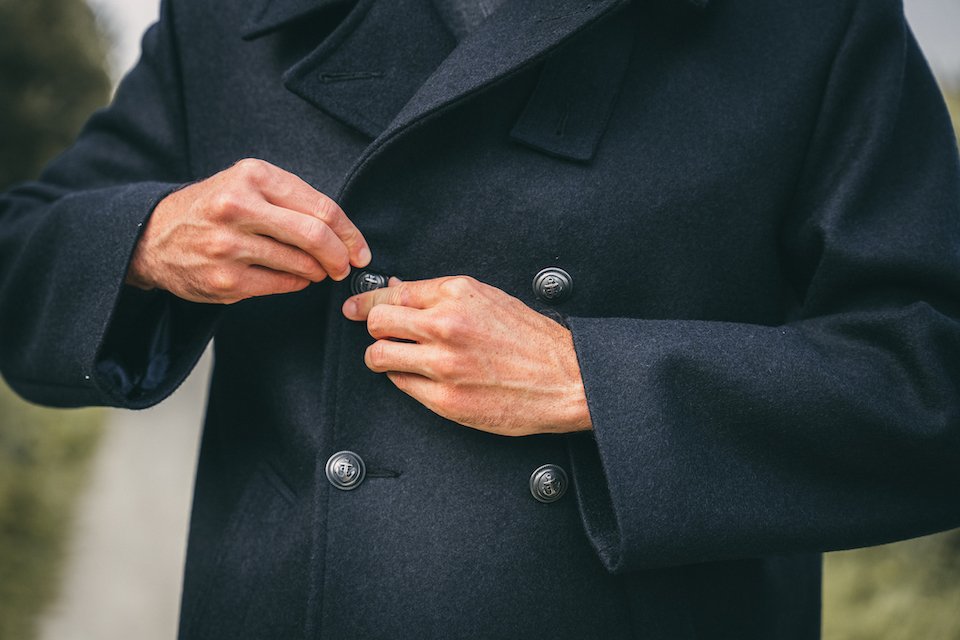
[2,0,959,637]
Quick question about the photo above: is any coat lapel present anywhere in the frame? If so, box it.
[240,0,711,168]
[332,0,638,194]
[510,11,637,162]
[281,0,458,139]
[383,0,630,141]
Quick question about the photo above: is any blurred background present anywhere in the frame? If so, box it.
[0,1,958,639]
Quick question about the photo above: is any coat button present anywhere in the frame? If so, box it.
[350,270,388,295]
[325,451,366,491]
[533,267,573,304]
[529,464,568,503]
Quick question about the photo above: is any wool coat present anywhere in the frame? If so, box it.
[1,0,959,637]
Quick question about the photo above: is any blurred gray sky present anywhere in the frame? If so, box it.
[92,0,960,87]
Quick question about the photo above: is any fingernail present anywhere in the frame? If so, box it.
[358,246,372,267]
[342,298,358,318]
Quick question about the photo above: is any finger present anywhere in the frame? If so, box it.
[258,166,371,268]
[343,279,442,320]
[385,372,455,421]
[236,234,328,282]
[242,201,352,281]
[365,340,438,377]
[243,265,312,298]
[213,265,310,303]
[366,304,428,341]
[385,370,435,400]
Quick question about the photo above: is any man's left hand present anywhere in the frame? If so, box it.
[342,276,592,437]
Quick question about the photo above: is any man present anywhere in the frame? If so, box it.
[1,0,958,637]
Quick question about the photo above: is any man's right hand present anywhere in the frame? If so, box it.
[126,158,371,304]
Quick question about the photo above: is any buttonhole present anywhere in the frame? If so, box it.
[319,71,384,83]
[554,105,570,137]
[366,468,402,479]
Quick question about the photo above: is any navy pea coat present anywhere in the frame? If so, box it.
[2,0,960,637]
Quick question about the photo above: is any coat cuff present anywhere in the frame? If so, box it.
[3,181,219,408]
[90,184,222,409]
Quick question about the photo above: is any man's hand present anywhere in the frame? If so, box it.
[342,276,592,437]
[127,158,371,304]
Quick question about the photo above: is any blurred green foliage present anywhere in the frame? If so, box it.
[0,0,112,186]
[0,0,111,638]
[824,530,960,640]
[0,387,103,640]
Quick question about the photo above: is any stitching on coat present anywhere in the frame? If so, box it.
[319,71,385,82]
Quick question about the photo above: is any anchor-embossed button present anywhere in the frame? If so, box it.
[529,464,568,503]
[350,270,389,295]
[533,267,573,304]
[325,451,366,491]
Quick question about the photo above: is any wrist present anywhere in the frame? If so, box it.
[551,322,593,432]
[125,232,158,290]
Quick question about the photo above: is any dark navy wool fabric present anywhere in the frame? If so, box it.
[2,0,959,638]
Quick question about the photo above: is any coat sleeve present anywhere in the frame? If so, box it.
[566,0,960,573]
[0,0,220,410]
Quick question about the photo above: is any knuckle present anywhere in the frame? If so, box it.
[270,176,295,201]
[340,223,359,244]
[366,306,385,335]
[301,218,331,250]
[233,158,270,183]
[366,342,385,370]
[208,267,239,294]
[293,253,320,278]
[330,253,350,278]
[210,189,244,220]
[431,315,454,341]
[395,283,414,308]
[440,275,475,297]
[311,194,341,225]
[430,351,457,380]
[431,311,466,342]
[207,231,238,259]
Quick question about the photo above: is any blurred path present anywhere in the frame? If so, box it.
[38,349,210,640]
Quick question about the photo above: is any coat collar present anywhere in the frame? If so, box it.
[240,0,707,174]
[241,0,662,141]
[241,0,349,40]
[241,0,710,39]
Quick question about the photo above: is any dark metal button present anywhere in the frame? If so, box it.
[325,451,366,491]
[350,270,388,295]
[533,267,573,304]
[529,464,568,503]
